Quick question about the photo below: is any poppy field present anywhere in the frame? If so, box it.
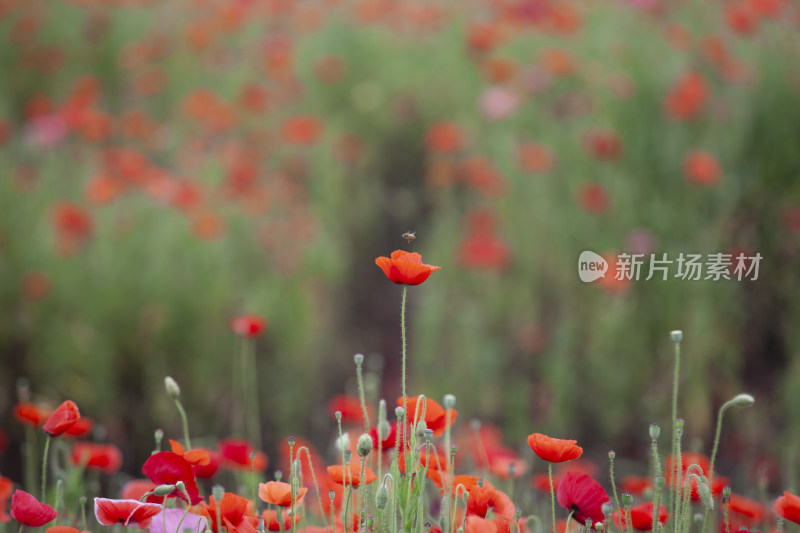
[1,1,800,533]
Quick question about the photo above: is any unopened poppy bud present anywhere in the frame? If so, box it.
[335,411,342,422]
[416,420,427,438]
[595,523,604,532]
[164,376,181,399]
[477,479,484,488]
[676,418,685,432]
[79,496,86,506]
[423,428,434,441]
[395,407,405,421]
[288,436,296,445]
[450,445,458,458]
[721,486,731,503]
[471,419,481,431]
[608,450,615,460]
[153,428,164,453]
[275,470,283,482]
[292,459,301,478]
[585,518,593,531]
[375,485,389,510]
[602,502,616,516]
[670,330,683,343]
[358,433,373,457]
[344,450,352,464]
[622,493,633,508]
[508,463,516,478]
[336,433,350,452]
[329,490,336,502]
[444,394,456,409]
[154,484,176,496]
[212,485,224,503]
[727,394,755,408]
[354,353,364,365]
[649,424,660,440]
[698,482,713,510]
[693,513,703,524]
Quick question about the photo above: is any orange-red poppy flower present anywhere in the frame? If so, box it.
[200,493,259,533]
[63,417,94,438]
[11,490,57,527]
[376,251,441,286]
[620,475,652,496]
[13,403,51,427]
[326,465,377,487]
[775,491,800,524]
[42,400,80,437]
[262,510,302,531]
[71,443,122,473]
[259,481,308,507]
[94,498,162,528]
[527,433,583,463]
[1,476,13,523]
[728,494,766,525]
[683,150,721,186]
[169,440,211,467]
[219,438,268,471]
[397,396,457,437]
[47,526,85,533]
[466,480,515,521]
[613,502,669,531]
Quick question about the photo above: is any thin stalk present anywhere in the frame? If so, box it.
[609,453,621,519]
[400,285,408,459]
[173,398,192,450]
[549,464,557,533]
[669,338,681,523]
[41,435,51,502]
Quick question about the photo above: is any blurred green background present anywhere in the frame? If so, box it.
[1,0,799,486]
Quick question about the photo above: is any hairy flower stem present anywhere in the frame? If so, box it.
[549,463,557,533]
[41,435,51,502]
[400,285,408,464]
[297,447,328,529]
[355,359,371,434]
[670,337,681,526]
[609,453,622,519]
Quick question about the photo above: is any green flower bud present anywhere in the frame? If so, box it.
[649,424,660,440]
[154,484,176,496]
[375,485,389,510]
[395,407,405,421]
[670,330,683,343]
[164,376,181,399]
[443,394,456,409]
[354,353,365,366]
[622,493,633,508]
[358,433,373,457]
[727,394,755,408]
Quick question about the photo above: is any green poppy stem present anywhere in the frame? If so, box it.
[41,434,51,502]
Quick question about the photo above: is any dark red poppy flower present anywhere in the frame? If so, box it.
[527,433,583,463]
[466,480,515,521]
[70,442,122,473]
[375,251,441,286]
[14,403,51,427]
[229,315,267,338]
[141,451,202,504]
[613,502,669,531]
[94,498,162,528]
[218,438,268,471]
[556,472,609,527]
[728,494,765,525]
[42,400,80,437]
[11,490,57,527]
[326,464,377,487]
[774,492,800,524]
[200,492,259,533]
[369,421,399,450]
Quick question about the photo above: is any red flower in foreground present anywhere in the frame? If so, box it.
[141,452,202,504]
[527,433,583,463]
[42,400,80,437]
[613,502,669,531]
[375,251,441,286]
[201,492,259,533]
[11,490,57,527]
[230,315,267,338]
[466,480,515,520]
[71,442,123,473]
[774,492,800,524]
[556,472,609,527]
[94,498,162,528]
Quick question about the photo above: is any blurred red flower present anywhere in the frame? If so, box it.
[14,403,51,427]
[376,251,441,286]
[584,129,622,161]
[425,122,464,153]
[281,116,323,146]
[93,498,161,528]
[230,315,267,338]
[728,494,766,525]
[63,417,93,438]
[262,510,301,532]
[775,492,800,524]
[527,433,583,463]
[326,464,377,487]
[664,71,708,120]
[613,502,669,530]
[71,442,122,473]
[397,395,457,437]
[684,150,721,186]
[466,480,515,520]
[42,400,80,437]
[0,476,12,523]
[11,490,57,527]
[556,472,609,527]
[327,394,372,426]
[577,183,611,215]
[219,438,268,471]
[259,481,307,507]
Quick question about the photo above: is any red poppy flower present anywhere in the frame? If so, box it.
[94,498,162,528]
[218,438,268,471]
[10,490,57,527]
[13,403,51,427]
[466,481,515,521]
[397,396,457,437]
[584,129,622,161]
[326,464,377,487]
[556,472,609,527]
[527,433,583,463]
[683,150,721,186]
[369,421,400,450]
[489,456,528,480]
[201,493,259,533]
[328,395,372,426]
[47,526,83,533]
[71,443,122,473]
[119,480,158,503]
[42,401,80,437]
[262,510,302,532]
[1,476,13,523]
[613,503,669,531]
[229,315,267,338]
[169,440,211,468]
[620,476,652,496]
[281,116,323,146]
[63,417,94,438]
[425,122,464,153]
[259,482,308,507]
[576,183,611,215]
[774,492,800,524]
[376,251,441,286]
[728,494,765,525]
[141,452,202,504]
[664,71,708,121]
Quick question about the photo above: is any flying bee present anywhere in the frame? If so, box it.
[402,231,416,244]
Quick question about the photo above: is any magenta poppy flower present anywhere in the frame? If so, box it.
[556,472,609,527]
[11,490,57,527]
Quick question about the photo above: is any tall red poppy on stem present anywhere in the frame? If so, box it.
[375,251,440,286]
[527,433,583,463]
[42,401,80,437]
